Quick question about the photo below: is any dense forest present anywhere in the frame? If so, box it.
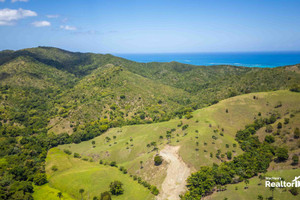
[0,47,300,199]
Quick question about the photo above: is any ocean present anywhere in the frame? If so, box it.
[115,52,300,68]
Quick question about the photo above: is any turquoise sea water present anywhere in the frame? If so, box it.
[115,52,300,68]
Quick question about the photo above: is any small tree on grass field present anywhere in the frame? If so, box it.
[154,155,163,166]
[244,179,249,189]
[79,189,85,200]
[257,195,263,200]
[100,191,112,200]
[292,154,299,165]
[57,192,63,200]
[110,181,124,195]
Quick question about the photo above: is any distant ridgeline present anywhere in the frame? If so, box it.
[0,47,300,199]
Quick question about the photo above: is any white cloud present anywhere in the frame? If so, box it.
[60,25,77,31]
[32,20,50,27]
[12,0,29,2]
[0,8,37,25]
[46,14,59,18]
[0,0,5,3]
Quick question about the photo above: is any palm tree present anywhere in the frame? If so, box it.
[79,188,85,200]
[57,192,63,200]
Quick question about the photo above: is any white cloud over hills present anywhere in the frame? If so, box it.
[0,8,37,25]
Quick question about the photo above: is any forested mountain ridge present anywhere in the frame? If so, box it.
[1,47,300,134]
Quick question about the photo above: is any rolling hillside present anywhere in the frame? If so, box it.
[0,47,300,200]
[44,90,300,200]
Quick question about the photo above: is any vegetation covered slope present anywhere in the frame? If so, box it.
[53,91,300,199]
[0,46,300,200]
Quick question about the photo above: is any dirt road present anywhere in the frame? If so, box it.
[156,145,191,200]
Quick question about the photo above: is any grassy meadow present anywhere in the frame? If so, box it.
[205,168,300,200]
[46,90,300,197]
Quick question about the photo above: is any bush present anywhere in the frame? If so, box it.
[265,135,275,143]
[110,161,117,167]
[154,155,163,166]
[292,155,299,165]
[74,153,81,158]
[51,165,58,171]
[150,186,159,195]
[33,173,47,186]
[275,147,289,162]
[277,122,282,129]
[182,124,189,130]
[294,128,300,139]
[226,151,232,160]
[63,149,72,155]
[109,181,124,195]
[100,191,112,200]
[290,187,299,196]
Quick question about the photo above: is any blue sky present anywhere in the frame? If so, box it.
[0,0,300,53]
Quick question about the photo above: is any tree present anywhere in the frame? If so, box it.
[264,135,275,143]
[275,147,289,162]
[154,155,163,166]
[33,173,47,186]
[226,151,232,160]
[140,161,143,169]
[292,154,299,165]
[294,128,300,139]
[277,122,282,129]
[100,191,112,200]
[109,181,124,195]
[265,125,273,133]
[244,179,249,189]
[79,189,85,200]
[57,192,63,200]
[257,195,263,200]
[289,187,299,196]
[258,174,264,185]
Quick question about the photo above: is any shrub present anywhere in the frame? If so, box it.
[154,155,163,166]
[63,149,72,155]
[292,155,299,165]
[265,135,275,143]
[150,186,159,195]
[73,153,81,158]
[275,147,288,162]
[290,187,299,196]
[277,122,282,129]
[284,118,289,124]
[100,191,112,200]
[33,173,47,186]
[110,161,117,167]
[182,124,189,130]
[109,181,124,195]
[51,165,58,171]
[226,151,232,160]
[294,128,300,139]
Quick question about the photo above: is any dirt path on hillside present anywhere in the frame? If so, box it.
[156,145,191,200]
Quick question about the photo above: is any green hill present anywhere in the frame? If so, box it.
[0,47,300,200]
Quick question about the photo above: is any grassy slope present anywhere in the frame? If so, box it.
[58,90,300,187]
[205,168,300,200]
[44,148,154,200]
[33,184,74,200]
